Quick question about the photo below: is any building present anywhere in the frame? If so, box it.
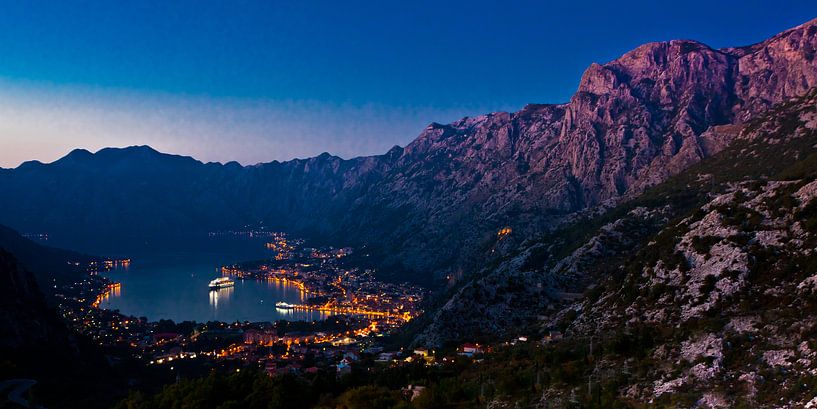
[376,352,398,362]
[459,343,484,357]
[543,330,563,343]
[413,347,429,357]
[336,358,352,376]
[402,385,427,401]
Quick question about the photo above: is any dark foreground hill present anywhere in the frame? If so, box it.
[0,243,126,409]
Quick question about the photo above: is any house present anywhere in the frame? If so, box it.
[264,361,278,377]
[543,330,563,343]
[343,351,361,361]
[413,347,429,357]
[336,359,352,376]
[376,352,398,362]
[244,329,278,345]
[402,385,427,401]
[363,346,384,354]
[459,343,484,357]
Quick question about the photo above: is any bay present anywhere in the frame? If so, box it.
[96,236,330,323]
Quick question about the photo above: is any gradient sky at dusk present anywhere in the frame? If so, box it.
[0,1,814,168]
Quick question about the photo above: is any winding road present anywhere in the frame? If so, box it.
[0,379,44,408]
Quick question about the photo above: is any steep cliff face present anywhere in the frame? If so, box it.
[728,18,817,119]
[415,89,817,347]
[1,19,816,282]
[564,40,736,199]
[403,91,817,407]
[558,93,817,407]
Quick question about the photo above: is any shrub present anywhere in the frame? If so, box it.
[691,235,722,254]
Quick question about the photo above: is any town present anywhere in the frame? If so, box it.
[48,232,475,387]
[222,237,424,325]
[41,231,570,409]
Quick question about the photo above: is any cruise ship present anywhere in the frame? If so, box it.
[275,301,296,309]
[208,277,235,290]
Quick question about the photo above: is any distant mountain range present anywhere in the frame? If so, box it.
[1,18,816,287]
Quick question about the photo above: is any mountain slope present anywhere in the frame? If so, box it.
[407,89,817,407]
[563,90,817,407]
[0,224,95,289]
[1,18,816,283]
[416,88,817,344]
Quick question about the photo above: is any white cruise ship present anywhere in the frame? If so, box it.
[275,301,296,309]
[208,277,235,290]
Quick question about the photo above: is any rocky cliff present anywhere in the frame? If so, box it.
[410,88,817,407]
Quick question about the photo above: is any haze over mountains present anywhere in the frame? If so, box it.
[1,18,816,288]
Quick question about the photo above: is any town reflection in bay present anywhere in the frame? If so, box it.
[98,244,330,323]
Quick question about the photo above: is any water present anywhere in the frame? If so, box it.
[97,237,330,323]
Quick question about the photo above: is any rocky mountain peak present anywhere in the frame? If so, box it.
[576,62,619,95]
[731,17,817,119]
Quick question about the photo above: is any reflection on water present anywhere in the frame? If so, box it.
[93,283,121,307]
[209,286,234,309]
[266,277,307,301]
[99,253,332,323]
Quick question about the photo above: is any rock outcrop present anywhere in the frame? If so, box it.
[415,89,817,347]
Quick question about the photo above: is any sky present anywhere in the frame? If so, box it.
[0,1,815,168]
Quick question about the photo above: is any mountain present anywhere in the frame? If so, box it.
[1,18,816,285]
[407,86,817,406]
[564,90,817,407]
[0,224,96,290]
[414,86,817,342]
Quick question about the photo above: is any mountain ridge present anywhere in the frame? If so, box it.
[1,17,816,283]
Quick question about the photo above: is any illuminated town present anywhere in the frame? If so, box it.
[51,232,436,380]
[222,237,424,325]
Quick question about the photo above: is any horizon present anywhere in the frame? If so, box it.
[0,2,815,168]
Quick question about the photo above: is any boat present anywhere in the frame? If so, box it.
[275,301,296,309]
[208,277,235,290]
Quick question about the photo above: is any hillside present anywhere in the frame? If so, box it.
[564,90,817,407]
[417,87,817,341]
[0,224,95,289]
[407,88,817,407]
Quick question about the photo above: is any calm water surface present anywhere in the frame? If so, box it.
[97,238,330,323]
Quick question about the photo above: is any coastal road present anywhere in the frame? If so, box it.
[0,379,44,408]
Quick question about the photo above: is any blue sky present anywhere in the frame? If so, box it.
[0,1,814,167]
